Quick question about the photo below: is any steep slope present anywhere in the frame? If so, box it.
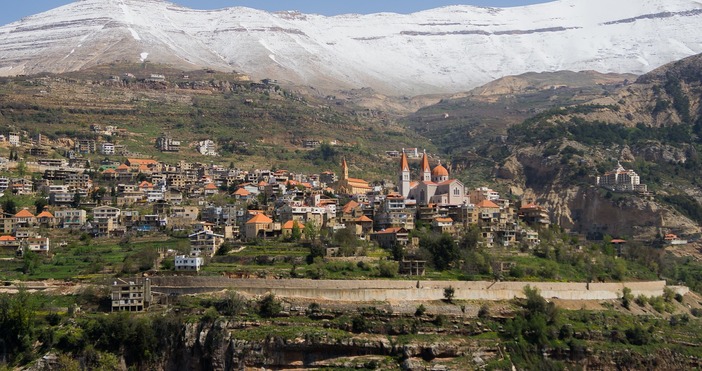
[0,64,430,178]
[403,70,634,155]
[1,0,702,95]
[487,53,702,239]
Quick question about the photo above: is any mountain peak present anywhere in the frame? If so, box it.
[1,0,702,95]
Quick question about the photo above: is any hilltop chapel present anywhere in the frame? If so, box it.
[399,151,468,206]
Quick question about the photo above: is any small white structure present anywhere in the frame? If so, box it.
[198,140,217,156]
[8,133,20,146]
[101,142,115,155]
[175,254,204,272]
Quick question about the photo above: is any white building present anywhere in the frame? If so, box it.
[175,254,204,272]
[597,162,648,192]
[8,133,20,146]
[101,142,115,155]
[93,206,121,223]
[198,140,217,156]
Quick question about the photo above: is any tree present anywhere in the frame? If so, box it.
[2,198,17,215]
[421,233,460,271]
[304,220,319,241]
[378,260,398,278]
[72,192,82,208]
[258,294,282,318]
[290,221,302,241]
[443,286,455,303]
[22,249,40,275]
[459,225,481,250]
[0,287,37,362]
[34,198,48,214]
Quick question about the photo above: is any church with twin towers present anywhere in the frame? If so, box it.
[398,151,468,206]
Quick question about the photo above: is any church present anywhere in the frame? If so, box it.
[399,151,468,206]
[336,158,372,195]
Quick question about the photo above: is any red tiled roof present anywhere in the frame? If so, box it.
[233,188,251,196]
[476,200,499,209]
[14,209,35,218]
[37,211,54,218]
[247,213,273,224]
[282,220,304,229]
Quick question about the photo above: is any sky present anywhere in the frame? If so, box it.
[1,1,551,26]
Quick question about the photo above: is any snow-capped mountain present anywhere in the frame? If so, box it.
[1,0,702,95]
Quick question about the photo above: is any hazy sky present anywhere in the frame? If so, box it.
[1,1,551,26]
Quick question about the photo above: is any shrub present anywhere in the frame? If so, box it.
[415,304,426,317]
[351,315,368,333]
[478,304,490,319]
[258,294,282,318]
[621,287,633,310]
[443,286,455,303]
[378,260,398,278]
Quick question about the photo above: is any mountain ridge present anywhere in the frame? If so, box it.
[1,0,702,95]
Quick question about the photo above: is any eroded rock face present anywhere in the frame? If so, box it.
[495,143,700,239]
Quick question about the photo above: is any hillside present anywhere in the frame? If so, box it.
[483,53,702,239]
[1,0,702,94]
[0,64,431,178]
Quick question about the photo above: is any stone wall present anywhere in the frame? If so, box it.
[149,277,669,302]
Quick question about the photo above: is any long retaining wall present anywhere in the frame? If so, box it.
[149,277,672,302]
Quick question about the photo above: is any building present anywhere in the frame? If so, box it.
[93,206,121,223]
[156,136,181,152]
[189,230,225,257]
[54,209,87,228]
[245,213,279,240]
[597,162,648,192]
[198,139,217,156]
[101,142,115,155]
[175,254,204,272]
[77,139,97,154]
[371,227,409,249]
[8,132,20,146]
[401,152,468,206]
[518,203,550,227]
[335,158,372,195]
[111,278,152,312]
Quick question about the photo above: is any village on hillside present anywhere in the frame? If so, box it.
[0,129,557,278]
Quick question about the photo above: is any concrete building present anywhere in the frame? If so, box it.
[101,142,115,155]
[189,230,225,257]
[597,162,648,192]
[111,278,152,312]
[54,209,87,228]
[93,206,121,223]
[175,254,204,272]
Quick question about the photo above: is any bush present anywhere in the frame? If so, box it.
[625,325,653,346]
[621,287,633,310]
[216,290,247,316]
[258,294,282,318]
[377,260,398,278]
[351,315,368,333]
[415,304,426,317]
[443,286,455,303]
[478,304,490,319]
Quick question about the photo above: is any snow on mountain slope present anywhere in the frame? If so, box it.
[1,0,701,95]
